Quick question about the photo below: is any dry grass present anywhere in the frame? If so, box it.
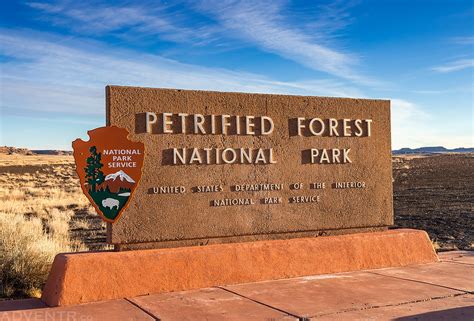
[0,214,85,297]
[0,156,89,217]
[0,155,107,299]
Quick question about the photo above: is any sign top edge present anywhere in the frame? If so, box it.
[105,85,391,103]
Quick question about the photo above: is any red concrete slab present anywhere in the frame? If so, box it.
[0,299,154,321]
[223,271,461,318]
[130,287,297,321]
[372,261,474,292]
[0,298,46,312]
[438,251,474,265]
[41,229,438,306]
[315,294,474,321]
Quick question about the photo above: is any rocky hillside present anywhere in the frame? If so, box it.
[0,146,72,155]
[393,146,474,154]
[0,146,35,155]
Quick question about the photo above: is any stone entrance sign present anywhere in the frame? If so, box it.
[106,86,392,249]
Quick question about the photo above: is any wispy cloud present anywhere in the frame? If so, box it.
[301,0,357,42]
[432,58,474,73]
[27,1,220,45]
[26,0,378,86]
[391,98,428,126]
[390,99,434,149]
[195,0,376,84]
[0,29,363,118]
[451,36,474,45]
[412,86,473,95]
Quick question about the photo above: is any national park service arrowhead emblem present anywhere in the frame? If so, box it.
[72,126,144,223]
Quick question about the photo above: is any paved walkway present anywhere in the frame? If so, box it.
[1,251,473,321]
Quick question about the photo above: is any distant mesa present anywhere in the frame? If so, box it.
[0,146,35,155]
[0,146,72,155]
[32,150,73,155]
[393,146,474,155]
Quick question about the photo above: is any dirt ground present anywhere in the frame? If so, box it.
[0,153,472,251]
[0,155,107,251]
[392,153,473,251]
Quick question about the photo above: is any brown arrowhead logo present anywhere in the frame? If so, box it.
[72,126,144,223]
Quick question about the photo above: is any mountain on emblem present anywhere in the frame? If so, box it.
[103,170,135,194]
[105,170,135,183]
[72,126,145,223]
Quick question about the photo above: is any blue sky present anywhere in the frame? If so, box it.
[0,0,472,150]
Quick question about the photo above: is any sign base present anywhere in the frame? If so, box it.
[41,229,438,307]
[113,226,388,250]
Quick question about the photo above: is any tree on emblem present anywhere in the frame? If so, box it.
[85,146,105,193]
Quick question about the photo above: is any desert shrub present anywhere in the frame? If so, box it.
[0,213,84,298]
[0,155,105,298]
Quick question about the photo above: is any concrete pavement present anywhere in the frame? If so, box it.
[1,251,472,321]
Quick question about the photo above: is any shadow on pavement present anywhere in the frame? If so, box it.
[394,306,474,321]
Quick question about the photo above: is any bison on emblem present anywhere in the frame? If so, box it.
[102,198,120,210]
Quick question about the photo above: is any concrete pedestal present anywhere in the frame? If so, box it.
[41,229,438,306]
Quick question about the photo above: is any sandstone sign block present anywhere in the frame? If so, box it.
[105,86,393,249]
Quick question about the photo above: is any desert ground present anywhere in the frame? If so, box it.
[0,155,107,250]
[0,152,472,298]
[392,153,473,251]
